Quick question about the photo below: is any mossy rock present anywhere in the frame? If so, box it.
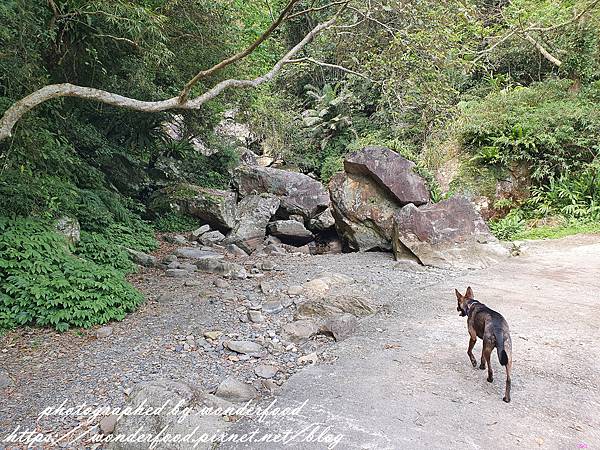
[148,183,237,230]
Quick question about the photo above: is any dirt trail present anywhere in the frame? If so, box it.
[223,234,600,449]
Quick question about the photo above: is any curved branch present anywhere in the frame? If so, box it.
[0,17,338,142]
[178,0,301,103]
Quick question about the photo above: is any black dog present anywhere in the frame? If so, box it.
[455,287,513,402]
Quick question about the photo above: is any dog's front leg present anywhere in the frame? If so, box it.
[479,347,486,370]
[467,337,477,367]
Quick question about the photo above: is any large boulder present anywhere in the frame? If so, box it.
[225,194,280,253]
[109,379,229,450]
[267,220,314,245]
[329,172,399,251]
[235,166,329,220]
[149,183,237,230]
[344,146,430,206]
[392,196,508,269]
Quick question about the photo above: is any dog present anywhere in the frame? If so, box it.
[455,287,513,402]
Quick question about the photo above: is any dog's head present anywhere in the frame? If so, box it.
[455,286,474,316]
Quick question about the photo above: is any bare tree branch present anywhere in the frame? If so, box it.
[0,15,341,142]
[286,1,348,20]
[522,32,562,66]
[474,0,600,65]
[285,57,372,80]
[178,0,301,103]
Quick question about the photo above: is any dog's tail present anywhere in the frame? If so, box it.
[495,331,509,366]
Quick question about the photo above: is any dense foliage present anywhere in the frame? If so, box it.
[1,0,599,330]
[0,218,143,331]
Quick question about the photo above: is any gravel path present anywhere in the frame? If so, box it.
[1,234,598,449]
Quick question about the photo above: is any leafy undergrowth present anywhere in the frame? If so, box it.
[0,217,144,332]
[490,214,600,241]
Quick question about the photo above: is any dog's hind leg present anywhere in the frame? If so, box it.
[467,336,477,367]
[483,341,494,382]
[503,359,512,403]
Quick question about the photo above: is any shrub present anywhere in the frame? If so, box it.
[153,213,200,232]
[0,217,144,331]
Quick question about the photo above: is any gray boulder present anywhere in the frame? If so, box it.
[267,220,314,245]
[235,165,329,220]
[214,377,258,403]
[109,379,229,450]
[126,248,156,267]
[174,247,223,260]
[344,146,429,206]
[225,194,280,253]
[393,196,509,269]
[149,183,237,230]
[199,230,226,245]
[56,216,80,244]
[194,258,247,279]
[329,172,398,251]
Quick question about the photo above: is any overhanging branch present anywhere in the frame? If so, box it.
[0,16,340,142]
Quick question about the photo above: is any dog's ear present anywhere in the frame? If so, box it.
[455,289,462,300]
[465,286,474,299]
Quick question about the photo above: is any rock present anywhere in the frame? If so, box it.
[225,340,263,357]
[178,262,196,272]
[125,248,156,267]
[149,183,237,230]
[174,247,223,260]
[215,377,258,403]
[239,148,259,165]
[298,352,318,365]
[225,195,280,253]
[235,165,329,220]
[281,320,319,343]
[267,220,314,245]
[254,364,278,379]
[287,285,303,296]
[214,279,230,289]
[109,379,228,450]
[199,230,226,245]
[226,244,248,257]
[392,196,509,269]
[191,224,210,238]
[55,216,80,244]
[262,300,283,314]
[0,369,14,389]
[165,268,189,278]
[289,214,304,223]
[194,259,247,279]
[329,172,399,251]
[248,310,265,323]
[99,415,118,435]
[203,330,223,340]
[296,294,374,320]
[302,278,331,296]
[283,243,312,254]
[260,281,275,294]
[263,244,286,255]
[344,146,429,205]
[259,260,276,271]
[95,326,113,338]
[308,208,335,231]
[320,313,358,341]
[172,234,188,245]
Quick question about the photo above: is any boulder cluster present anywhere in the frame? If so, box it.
[148,145,507,269]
